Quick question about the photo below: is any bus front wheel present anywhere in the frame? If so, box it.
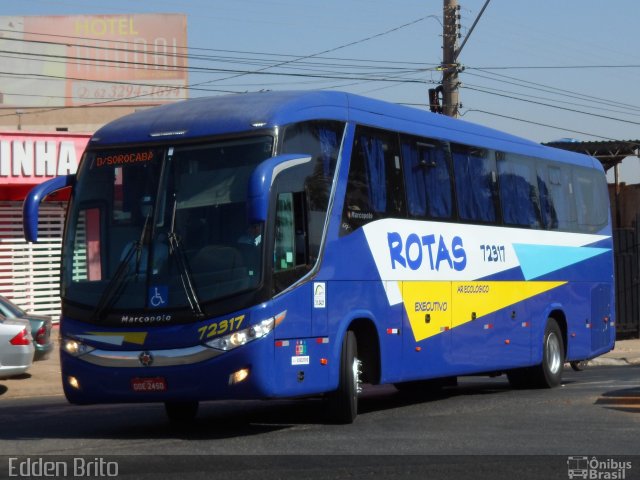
[326,330,361,424]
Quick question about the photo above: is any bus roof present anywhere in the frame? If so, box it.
[90,90,599,170]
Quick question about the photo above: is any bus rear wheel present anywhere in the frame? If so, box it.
[507,318,564,389]
[326,330,361,424]
[538,318,564,387]
[165,400,199,423]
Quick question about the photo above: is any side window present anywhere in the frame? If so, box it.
[341,127,404,234]
[452,144,497,223]
[497,153,542,228]
[400,136,452,219]
[573,168,609,233]
[72,207,103,281]
[274,193,296,272]
[281,120,343,212]
[547,165,576,231]
[281,120,344,263]
[536,163,558,230]
[272,191,309,293]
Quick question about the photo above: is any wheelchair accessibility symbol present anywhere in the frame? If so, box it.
[149,286,168,308]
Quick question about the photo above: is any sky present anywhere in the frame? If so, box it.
[2,0,640,179]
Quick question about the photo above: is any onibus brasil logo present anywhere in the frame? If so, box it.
[567,456,632,479]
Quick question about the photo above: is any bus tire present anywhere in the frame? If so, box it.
[165,400,199,423]
[326,330,360,424]
[570,360,587,371]
[508,318,564,389]
[537,318,564,387]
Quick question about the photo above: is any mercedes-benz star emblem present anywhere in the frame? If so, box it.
[139,351,154,367]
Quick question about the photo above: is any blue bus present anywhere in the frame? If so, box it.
[23,91,615,423]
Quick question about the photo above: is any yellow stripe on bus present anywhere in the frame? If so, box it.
[402,281,566,342]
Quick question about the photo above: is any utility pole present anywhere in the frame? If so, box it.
[441,0,460,117]
[436,0,491,117]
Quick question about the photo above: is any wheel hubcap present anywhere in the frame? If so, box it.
[352,358,363,394]
[546,332,562,374]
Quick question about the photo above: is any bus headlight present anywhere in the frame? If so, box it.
[206,317,276,351]
[62,337,95,357]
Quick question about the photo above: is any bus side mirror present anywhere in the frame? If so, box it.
[247,154,311,223]
[23,174,76,243]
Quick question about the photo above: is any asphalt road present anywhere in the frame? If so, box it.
[2,335,639,478]
[0,366,638,462]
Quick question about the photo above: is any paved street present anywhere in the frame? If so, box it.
[1,332,639,479]
[0,363,638,456]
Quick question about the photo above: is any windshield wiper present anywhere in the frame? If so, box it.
[168,197,204,318]
[93,210,152,321]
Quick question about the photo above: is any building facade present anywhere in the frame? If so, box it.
[0,131,90,318]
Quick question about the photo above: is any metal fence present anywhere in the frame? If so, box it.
[614,227,640,338]
[0,201,65,319]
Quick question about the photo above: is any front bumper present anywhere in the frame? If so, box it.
[60,334,276,404]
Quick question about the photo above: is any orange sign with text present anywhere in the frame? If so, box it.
[0,14,188,107]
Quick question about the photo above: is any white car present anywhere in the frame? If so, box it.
[0,315,35,379]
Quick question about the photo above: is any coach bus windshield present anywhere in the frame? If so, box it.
[62,136,274,318]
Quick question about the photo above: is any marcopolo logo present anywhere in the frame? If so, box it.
[387,231,467,272]
[567,456,632,479]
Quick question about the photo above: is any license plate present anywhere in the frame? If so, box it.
[131,377,167,392]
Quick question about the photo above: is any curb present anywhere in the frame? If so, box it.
[587,357,640,367]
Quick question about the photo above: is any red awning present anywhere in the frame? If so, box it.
[0,185,71,202]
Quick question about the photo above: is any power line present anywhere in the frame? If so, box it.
[463,85,640,127]
[461,109,615,140]
[464,70,640,113]
[319,69,431,95]
[0,71,236,94]
[0,49,426,79]
[462,81,640,119]
[195,15,437,88]
[0,69,429,90]
[8,30,640,73]
[0,39,435,76]
[469,65,640,70]
[0,28,441,70]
